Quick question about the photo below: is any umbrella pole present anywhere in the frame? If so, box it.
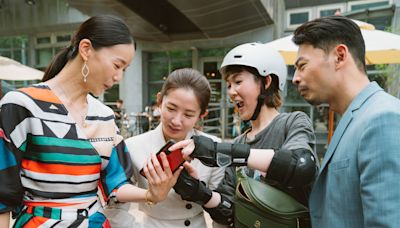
[327,109,334,144]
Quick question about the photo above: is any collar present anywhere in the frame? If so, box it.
[154,123,198,142]
[343,81,382,115]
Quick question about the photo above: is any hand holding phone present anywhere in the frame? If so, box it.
[140,140,184,177]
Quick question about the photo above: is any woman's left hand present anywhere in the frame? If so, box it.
[182,161,199,179]
[142,152,182,203]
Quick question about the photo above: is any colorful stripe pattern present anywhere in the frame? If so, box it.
[0,84,133,227]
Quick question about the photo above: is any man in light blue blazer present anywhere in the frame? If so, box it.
[292,16,400,227]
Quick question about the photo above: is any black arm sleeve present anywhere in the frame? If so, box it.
[265,111,319,205]
[266,148,318,188]
[271,112,319,189]
[203,166,236,226]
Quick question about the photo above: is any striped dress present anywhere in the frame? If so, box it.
[0,84,133,227]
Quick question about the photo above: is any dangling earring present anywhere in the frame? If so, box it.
[81,61,89,83]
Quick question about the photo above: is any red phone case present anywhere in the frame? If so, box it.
[140,140,184,177]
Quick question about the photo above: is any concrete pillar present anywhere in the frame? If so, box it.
[121,44,143,114]
[260,0,286,39]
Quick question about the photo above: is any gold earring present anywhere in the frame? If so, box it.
[82,61,89,83]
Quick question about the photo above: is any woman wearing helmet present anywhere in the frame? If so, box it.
[171,43,319,227]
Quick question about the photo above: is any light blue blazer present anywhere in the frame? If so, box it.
[309,82,400,228]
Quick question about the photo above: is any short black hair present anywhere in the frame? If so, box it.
[292,16,366,72]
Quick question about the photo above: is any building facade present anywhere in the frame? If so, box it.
[1,0,399,158]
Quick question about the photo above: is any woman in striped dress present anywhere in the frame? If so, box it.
[0,15,181,227]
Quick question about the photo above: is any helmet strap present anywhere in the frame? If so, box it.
[249,77,267,121]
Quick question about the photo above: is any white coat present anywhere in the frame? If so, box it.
[105,124,225,228]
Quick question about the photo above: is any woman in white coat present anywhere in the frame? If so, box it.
[106,68,225,227]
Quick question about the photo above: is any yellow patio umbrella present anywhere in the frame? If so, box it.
[264,19,400,65]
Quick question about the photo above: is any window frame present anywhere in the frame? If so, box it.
[0,36,29,64]
[347,0,392,12]
[286,8,312,29]
[34,32,71,68]
[317,3,346,18]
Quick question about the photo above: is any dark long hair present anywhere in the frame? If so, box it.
[159,68,211,115]
[42,15,134,82]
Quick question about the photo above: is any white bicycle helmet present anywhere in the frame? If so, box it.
[220,42,287,90]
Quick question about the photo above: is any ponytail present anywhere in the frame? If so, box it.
[42,46,76,82]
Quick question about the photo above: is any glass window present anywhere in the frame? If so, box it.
[289,12,309,25]
[170,50,192,72]
[287,65,295,78]
[0,35,32,95]
[37,37,51,44]
[315,144,327,163]
[149,52,168,60]
[171,59,192,72]
[147,52,169,82]
[365,16,392,30]
[34,33,71,70]
[148,60,169,82]
[13,37,24,47]
[320,8,340,17]
[146,50,192,105]
[147,51,190,82]
[199,48,231,58]
[104,84,120,102]
[56,34,71,43]
[367,65,389,89]
[283,106,311,117]
[0,50,12,58]
[313,106,329,132]
[285,82,308,103]
[0,36,29,64]
[12,50,23,63]
[209,82,222,103]
[148,83,163,103]
[350,1,389,11]
[204,62,221,80]
[4,80,28,89]
[1,80,14,95]
[312,105,342,160]
[36,48,53,68]
[168,50,192,59]
[0,37,13,48]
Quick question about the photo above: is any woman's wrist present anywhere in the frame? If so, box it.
[203,191,220,208]
[145,189,156,205]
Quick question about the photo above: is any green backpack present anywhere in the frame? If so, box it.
[234,170,310,228]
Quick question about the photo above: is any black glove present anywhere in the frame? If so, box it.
[191,135,251,167]
[173,169,212,205]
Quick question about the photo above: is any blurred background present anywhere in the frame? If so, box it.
[1,0,400,160]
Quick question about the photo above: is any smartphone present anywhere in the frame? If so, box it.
[140,140,184,177]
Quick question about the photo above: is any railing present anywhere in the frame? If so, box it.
[202,101,234,140]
